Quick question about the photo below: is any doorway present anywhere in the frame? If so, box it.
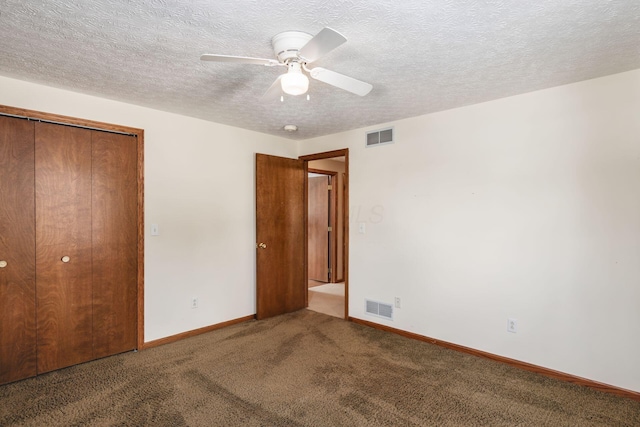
[301,150,348,319]
[255,149,348,321]
[307,169,336,283]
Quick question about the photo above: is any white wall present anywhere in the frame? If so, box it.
[3,69,639,393]
[298,69,640,393]
[0,76,296,342]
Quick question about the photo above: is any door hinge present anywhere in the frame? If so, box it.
[328,226,332,232]
[328,267,332,274]
[327,185,333,190]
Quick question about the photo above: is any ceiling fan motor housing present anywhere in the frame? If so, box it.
[271,31,313,63]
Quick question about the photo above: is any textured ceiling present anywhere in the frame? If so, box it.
[0,0,639,140]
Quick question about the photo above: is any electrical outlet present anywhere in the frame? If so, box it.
[507,318,517,333]
[191,297,198,309]
[394,297,401,309]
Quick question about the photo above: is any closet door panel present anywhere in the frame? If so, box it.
[35,122,93,373]
[92,132,138,358]
[0,117,36,384]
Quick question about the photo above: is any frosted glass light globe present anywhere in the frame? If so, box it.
[281,63,309,96]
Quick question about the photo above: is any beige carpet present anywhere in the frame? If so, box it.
[1,310,639,426]
[309,282,345,296]
[308,282,345,318]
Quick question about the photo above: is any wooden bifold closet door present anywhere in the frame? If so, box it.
[35,122,94,373]
[91,130,138,359]
[0,116,37,384]
[0,116,138,384]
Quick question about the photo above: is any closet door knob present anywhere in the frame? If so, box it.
[61,256,70,263]
[0,260,7,268]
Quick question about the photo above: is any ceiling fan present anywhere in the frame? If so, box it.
[200,27,373,100]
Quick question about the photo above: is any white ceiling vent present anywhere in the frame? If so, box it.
[366,127,394,148]
[365,299,393,320]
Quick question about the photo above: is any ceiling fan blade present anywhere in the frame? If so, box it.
[261,75,284,101]
[298,27,347,63]
[308,67,373,96]
[200,54,280,66]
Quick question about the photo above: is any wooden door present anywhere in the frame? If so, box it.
[336,173,346,282]
[308,175,330,282]
[0,116,37,384]
[92,132,138,358]
[35,122,94,373]
[256,154,306,319]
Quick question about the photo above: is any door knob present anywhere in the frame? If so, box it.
[0,260,7,268]
[257,243,267,249]
[61,256,70,263]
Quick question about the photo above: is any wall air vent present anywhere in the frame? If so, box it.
[365,299,393,320]
[365,127,394,148]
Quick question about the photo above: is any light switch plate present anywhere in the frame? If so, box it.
[151,224,160,236]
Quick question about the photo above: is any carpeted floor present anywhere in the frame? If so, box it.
[1,310,639,426]
[308,282,345,318]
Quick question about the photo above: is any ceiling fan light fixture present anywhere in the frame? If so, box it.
[202,27,372,101]
[281,62,309,96]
